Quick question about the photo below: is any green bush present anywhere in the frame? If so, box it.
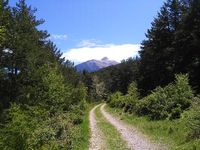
[108,74,194,120]
[123,95,136,113]
[108,91,123,108]
[70,104,85,125]
[143,88,169,120]
[169,105,182,120]
[0,103,84,150]
[135,99,149,116]
[123,82,139,113]
[188,96,200,139]
[141,74,193,120]
[108,82,139,113]
[166,74,193,111]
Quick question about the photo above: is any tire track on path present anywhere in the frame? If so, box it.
[100,104,167,150]
[89,104,106,150]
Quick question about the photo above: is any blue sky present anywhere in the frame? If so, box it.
[10,0,165,64]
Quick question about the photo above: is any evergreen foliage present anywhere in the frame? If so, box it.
[0,0,87,149]
[94,0,200,142]
[188,96,200,139]
[138,0,200,95]
[95,57,139,95]
[1,0,200,148]
[108,74,194,120]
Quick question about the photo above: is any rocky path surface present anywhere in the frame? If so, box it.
[89,104,167,150]
[100,104,167,150]
[89,104,106,150]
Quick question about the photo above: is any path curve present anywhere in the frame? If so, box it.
[100,104,167,150]
[89,104,106,150]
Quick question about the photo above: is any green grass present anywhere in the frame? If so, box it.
[95,105,130,150]
[73,103,94,150]
[105,105,200,150]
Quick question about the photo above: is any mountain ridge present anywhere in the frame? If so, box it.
[76,57,119,72]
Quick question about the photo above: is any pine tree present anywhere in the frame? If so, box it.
[173,0,200,92]
[0,0,13,109]
[138,0,183,95]
[0,0,64,107]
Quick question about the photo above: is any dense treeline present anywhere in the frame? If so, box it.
[94,57,139,95]
[1,0,200,149]
[0,0,87,149]
[139,0,200,95]
[80,57,140,103]
[95,0,200,97]
[81,71,107,102]
[94,0,200,142]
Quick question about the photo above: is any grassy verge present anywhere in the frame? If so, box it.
[105,105,200,150]
[72,103,94,150]
[95,105,130,150]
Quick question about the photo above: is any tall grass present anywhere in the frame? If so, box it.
[72,104,94,150]
[106,105,200,150]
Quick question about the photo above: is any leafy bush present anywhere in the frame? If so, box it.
[33,64,72,111]
[167,74,193,110]
[144,74,193,119]
[0,103,86,150]
[140,74,193,120]
[169,105,182,120]
[71,82,87,106]
[188,96,200,139]
[142,88,169,120]
[0,64,88,150]
[135,99,149,116]
[122,95,136,113]
[0,1,88,149]
[123,82,139,113]
[108,74,194,120]
[108,91,123,108]
[108,82,139,113]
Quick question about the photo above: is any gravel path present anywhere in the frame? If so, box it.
[100,104,167,150]
[89,104,106,150]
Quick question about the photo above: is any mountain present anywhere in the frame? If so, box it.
[76,57,119,72]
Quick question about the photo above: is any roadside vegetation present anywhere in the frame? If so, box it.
[73,103,93,150]
[1,0,200,149]
[0,0,89,149]
[108,74,193,120]
[93,0,200,149]
[106,104,200,150]
[107,75,200,149]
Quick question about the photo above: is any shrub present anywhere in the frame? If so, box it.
[167,74,193,110]
[123,95,136,113]
[123,82,139,113]
[169,104,182,120]
[139,74,193,120]
[188,96,200,139]
[143,88,169,120]
[127,82,138,99]
[108,91,123,108]
[136,99,149,116]
[107,74,194,120]
[108,82,139,113]
[0,103,76,149]
[0,104,38,150]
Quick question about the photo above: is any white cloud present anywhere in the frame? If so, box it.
[62,43,141,65]
[50,34,68,40]
[77,39,101,47]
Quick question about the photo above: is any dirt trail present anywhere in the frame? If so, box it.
[89,104,106,150]
[100,104,167,150]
